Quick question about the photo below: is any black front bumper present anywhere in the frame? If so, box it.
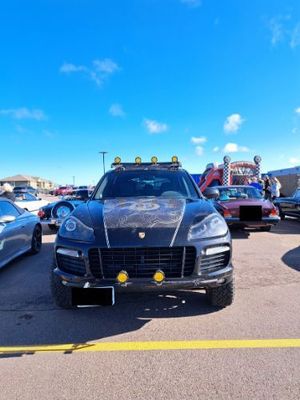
[53,237,233,291]
[54,266,233,291]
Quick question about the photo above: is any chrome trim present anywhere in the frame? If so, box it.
[170,202,186,247]
[102,206,110,248]
[56,248,81,258]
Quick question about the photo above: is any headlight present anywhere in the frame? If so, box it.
[59,216,95,242]
[188,213,228,241]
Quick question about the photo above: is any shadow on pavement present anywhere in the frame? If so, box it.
[230,219,299,239]
[269,219,300,235]
[230,228,250,239]
[0,290,218,354]
[0,238,220,352]
[282,246,300,272]
[42,225,58,236]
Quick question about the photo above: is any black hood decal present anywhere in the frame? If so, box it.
[103,198,185,229]
[102,198,185,247]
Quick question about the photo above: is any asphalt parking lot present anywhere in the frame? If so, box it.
[0,218,299,399]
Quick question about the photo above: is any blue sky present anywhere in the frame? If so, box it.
[1,0,300,185]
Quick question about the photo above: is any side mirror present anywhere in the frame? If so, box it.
[0,215,16,223]
[203,187,220,200]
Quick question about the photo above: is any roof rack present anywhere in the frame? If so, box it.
[111,162,182,171]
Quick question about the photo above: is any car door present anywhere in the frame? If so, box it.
[290,189,300,217]
[0,201,25,266]
[279,196,295,216]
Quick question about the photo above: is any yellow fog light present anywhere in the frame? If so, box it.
[116,270,129,284]
[151,156,158,164]
[135,156,142,164]
[114,156,121,164]
[153,270,165,283]
[171,155,178,163]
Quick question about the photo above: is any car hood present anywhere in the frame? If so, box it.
[84,197,215,247]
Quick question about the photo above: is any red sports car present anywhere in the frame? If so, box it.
[207,185,280,231]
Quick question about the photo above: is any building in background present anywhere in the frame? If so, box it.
[0,174,54,191]
[267,166,300,197]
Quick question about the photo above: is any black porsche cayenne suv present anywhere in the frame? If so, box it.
[51,157,234,309]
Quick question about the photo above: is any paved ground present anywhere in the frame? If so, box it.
[0,219,299,399]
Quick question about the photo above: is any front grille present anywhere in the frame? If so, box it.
[199,250,230,273]
[89,247,196,279]
[56,253,86,276]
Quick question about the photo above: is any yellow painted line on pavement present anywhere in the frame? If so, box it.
[0,339,300,354]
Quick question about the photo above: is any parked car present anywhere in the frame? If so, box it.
[14,192,50,215]
[274,188,300,219]
[13,185,39,196]
[54,186,73,196]
[204,185,280,231]
[50,157,234,309]
[38,189,91,231]
[0,198,42,268]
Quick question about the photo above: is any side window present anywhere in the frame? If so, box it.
[0,202,21,218]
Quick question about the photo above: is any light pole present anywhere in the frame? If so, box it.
[99,151,108,175]
[72,176,75,186]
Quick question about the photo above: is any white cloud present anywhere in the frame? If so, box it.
[289,157,300,165]
[144,119,168,134]
[59,63,87,73]
[294,107,300,114]
[191,136,207,144]
[290,23,300,48]
[181,0,201,8]
[195,146,204,156]
[267,16,300,49]
[269,17,285,46]
[224,113,244,133]
[109,103,126,117]
[213,146,220,152]
[223,142,249,153]
[60,58,120,87]
[0,107,47,120]
[93,59,119,74]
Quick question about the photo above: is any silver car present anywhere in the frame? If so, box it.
[0,198,42,268]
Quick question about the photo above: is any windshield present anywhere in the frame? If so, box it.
[94,170,200,200]
[217,186,262,201]
[15,193,37,201]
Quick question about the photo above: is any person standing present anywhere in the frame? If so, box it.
[249,177,263,192]
[0,183,16,201]
[271,177,281,200]
[264,176,272,200]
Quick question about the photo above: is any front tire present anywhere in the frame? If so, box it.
[207,280,235,308]
[30,224,42,254]
[50,264,74,309]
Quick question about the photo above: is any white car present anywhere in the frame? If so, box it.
[15,192,49,215]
